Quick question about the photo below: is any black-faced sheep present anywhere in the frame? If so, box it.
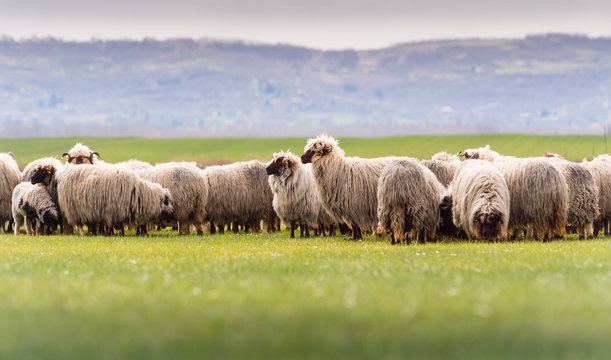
[137,162,208,235]
[421,152,461,187]
[12,182,59,235]
[55,164,174,236]
[0,152,22,233]
[62,143,100,165]
[301,135,398,240]
[377,158,446,244]
[267,151,326,238]
[449,160,510,240]
[22,157,64,182]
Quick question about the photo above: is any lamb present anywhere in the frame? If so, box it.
[449,160,510,240]
[55,164,174,236]
[377,158,446,244]
[301,135,399,240]
[12,182,59,235]
[493,158,569,240]
[267,151,324,238]
[543,154,599,239]
[116,159,153,171]
[30,163,69,234]
[22,157,64,182]
[203,160,276,234]
[580,156,611,236]
[0,152,22,233]
[136,162,208,234]
[421,151,461,187]
[62,143,100,164]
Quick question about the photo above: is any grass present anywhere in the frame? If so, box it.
[0,232,609,360]
[1,134,610,165]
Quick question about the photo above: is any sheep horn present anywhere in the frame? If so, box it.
[92,151,100,158]
[61,152,69,158]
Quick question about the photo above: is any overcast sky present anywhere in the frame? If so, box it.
[1,0,610,49]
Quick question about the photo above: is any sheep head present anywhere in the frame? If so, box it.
[470,211,507,240]
[267,151,299,176]
[301,134,343,164]
[62,143,100,165]
[544,151,565,159]
[31,164,56,186]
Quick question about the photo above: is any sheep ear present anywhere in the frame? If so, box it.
[8,152,14,158]
[61,152,69,159]
[457,151,464,158]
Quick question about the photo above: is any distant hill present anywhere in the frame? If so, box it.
[0,34,610,137]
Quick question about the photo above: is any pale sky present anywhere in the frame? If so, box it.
[1,0,610,49]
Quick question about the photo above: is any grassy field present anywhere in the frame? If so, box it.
[1,134,611,165]
[0,135,610,359]
[0,232,609,360]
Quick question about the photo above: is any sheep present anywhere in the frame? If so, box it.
[62,142,100,164]
[0,152,22,233]
[376,158,446,244]
[267,151,324,238]
[116,159,153,171]
[202,160,276,234]
[30,163,70,234]
[136,162,208,235]
[22,157,64,182]
[421,151,461,187]
[543,154,599,239]
[55,164,173,236]
[459,145,516,162]
[581,156,611,236]
[300,135,399,240]
[449,160,510,240]
[493,158,569,240]
[12,182,59,235]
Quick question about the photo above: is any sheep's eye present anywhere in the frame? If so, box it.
[473,218,478,223]
[498,220,503,224]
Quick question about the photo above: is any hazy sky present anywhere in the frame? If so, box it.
[1,0,610,49]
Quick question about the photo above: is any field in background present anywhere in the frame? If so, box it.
[1,134,610,166]
[0,232,609,360]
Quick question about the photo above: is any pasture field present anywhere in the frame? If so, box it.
[0,232,609,360]
[1,134,611,165]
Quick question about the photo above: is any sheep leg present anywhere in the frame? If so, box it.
[577,227,586,240]
[390,231,396,245]
[13,214,23,236]
[586,222,594,239]
[231,222,239,233]
[304,224,310,238]
[290,221,296,239]
[299,223,305,238]
[24,218,34,235]
[218,224,225,234]
[0,222,4,234]
[328,224,335,237]
[7,219,14,233]
[605,219,610,236]
[351,224,362,240]
[78,225,85,236]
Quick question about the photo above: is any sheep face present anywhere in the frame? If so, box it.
[160,191,174,218]
[472,212,505,240]
[266,153,297,176]
[30,165,55,186]
[41,209,59,229]
[458,149,479,160]
[301,135,341,164]
[62,143,99,165]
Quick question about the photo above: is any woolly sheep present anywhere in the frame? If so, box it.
[62,143,100,165]
[12,182,59,235]
[0,152,22,233]
[543,154,599,239]
[421,151,461,187]
[493,158,568,240]
[267,151,323,238]
[22,157,64,182]
[449,160,510,240]
[301,135,399,240]
[116,159,153,171]
[203,160,276,234]
[377,158,446,244]
[581,156,611,236]
[56,164,173,236]
[459,145,516,162]
[137,162,208,234]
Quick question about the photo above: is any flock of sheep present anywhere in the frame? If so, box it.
[1,136,609,243]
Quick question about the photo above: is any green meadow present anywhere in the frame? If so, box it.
[1,134,610,165]
[0,136,610,359]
